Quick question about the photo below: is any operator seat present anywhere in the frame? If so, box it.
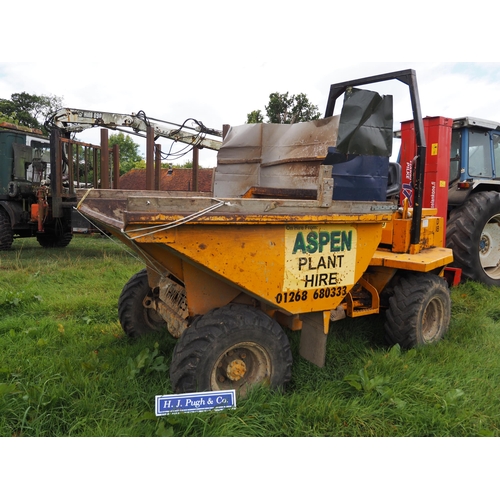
[386,162,402,198]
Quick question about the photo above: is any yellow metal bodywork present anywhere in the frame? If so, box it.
[121,208,453,334]
[129,222,385,317]
[370,246,453,272]
[374,210,452,271]
[380,208,446,254]
[76,190,453,341]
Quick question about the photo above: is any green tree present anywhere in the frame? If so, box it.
[0,92,63,132]
[246,110,265,124]
[0,110,19,125]
[246,92,321,124]
[108,132,143,175]
[133,159,147,170]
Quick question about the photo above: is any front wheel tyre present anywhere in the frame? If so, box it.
[170,304,293,397]
[384,273,451,348]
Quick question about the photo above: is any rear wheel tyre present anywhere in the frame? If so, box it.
[118,269,166,338]
[170,304,293,397]
[36,230,73,248]
[0,208,13,250]
[384,273,451,348]
[446,191,500,286]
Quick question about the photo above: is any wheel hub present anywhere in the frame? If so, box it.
[480,234,490,254]
[226,359,247,381]
[212,342,272,394]
[480,218,500,276]
[422,297,444,343]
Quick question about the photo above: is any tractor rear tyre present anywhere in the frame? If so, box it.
[170,304,293,397]
[118,269,166,338]
[384,273,451,348]
[0,208,13,250]
[446,191,500,286]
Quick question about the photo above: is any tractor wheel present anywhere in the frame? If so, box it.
[170,304,293,397]
[36,230,73,248]
[446,191,500,286]
[0,208,13,250]
[384,273,451,348]
[118,269,166,338]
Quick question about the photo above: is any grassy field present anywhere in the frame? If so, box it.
[1,234,500,437]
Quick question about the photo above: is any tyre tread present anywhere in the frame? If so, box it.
[385,273,450,348]
[170,304,293,394]
[0,208,13,250]
[118,269,164,338]
[446,191,500,285]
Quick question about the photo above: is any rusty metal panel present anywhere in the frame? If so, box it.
[214,116,339,197]
[213,162,261,199]
[260,117,340,165]
[122,195,396,221]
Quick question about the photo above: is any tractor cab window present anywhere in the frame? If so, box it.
[468,130,493,178]
[449,129,461,183]
[493,133,500,178]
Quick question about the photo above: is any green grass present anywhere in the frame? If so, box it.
[1,235,500,437]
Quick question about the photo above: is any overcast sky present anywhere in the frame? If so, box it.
[2,2,499,168]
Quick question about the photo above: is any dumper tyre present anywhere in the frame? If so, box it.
[0,208,13,250]
[118,269,166,338]
[170,304,293,397]
[384,273,450,348]
[446,191,500,286]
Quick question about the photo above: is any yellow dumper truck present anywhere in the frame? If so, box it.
[52,69,453,396]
